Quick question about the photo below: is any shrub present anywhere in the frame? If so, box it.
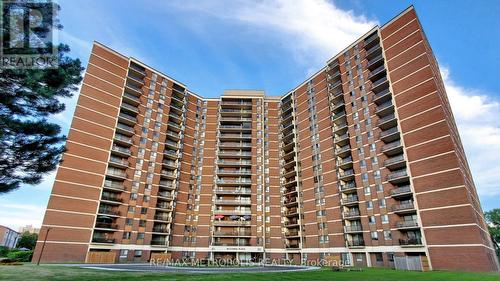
[7,250,33,262]
[0,246,9,257]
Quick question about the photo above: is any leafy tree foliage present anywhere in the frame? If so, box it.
[16,231,38,250]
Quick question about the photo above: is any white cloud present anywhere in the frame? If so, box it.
[440,66,500,197]
[165,0,378,65]
[0,201,45,230]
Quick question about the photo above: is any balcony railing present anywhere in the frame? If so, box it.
[116,123,134,133]
[347,240,365,247]
[342,196,359,204]
[92,237,115,244]
[387,169,408,181]
[380,127,399,138]
[391,185,412,196]
[392,202,415,212]
[399,238,422,246]
[382,140,402,152]
[345,225,362,232]
[95,222,118,229]
[343,210,361,218]
[396,220,419,228]
[384,154,405,166]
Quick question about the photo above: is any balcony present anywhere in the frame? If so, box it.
[151,239,168,246]
[165,140,179,149]
[334,133,349,146]
[396,220,419,229]
[367,54,383,70]
[101,194,122,204]
[390,185,412,197]
[219,133,252,140]
[213,242,250,247]
[217,160,252,166]
[166,131,180,140]
[129,63,145,76]
[333,122,348,133]
[392,202,416,214]
[373,88,392,105]
[118,112,137,126]
[345,225,363,233]
[98,208,120,217]
[219,125,252,131]
[219,142,252,148]
[167,121,182,131]
[343,210,361,219]
[123,92,140,105]
[152,227,170,234]
[382,140,403,156]
[368,64,385,81]
[160,170,176,179]
[341,195,359,206]
[327,70,341,80]
[218,151,252,157]
[387,169,409,183]
[116,123,135,136]
[213,231,252,237]
[108,156,128,169]
[364,33,379,49]
[375,100,394,117]
[399,238,423,247]
[217,169,252,176]
[365,43,382,60]
[113,134,133,146]
[103,181,124,191]
[153,215,172,222]
[338,169,355,181]
[328,81,343,92]
[378,113,397,130]
[339,182,356,193]
[92,237,115,244]
[159,181,175,190]
[221,101,252,106]
[162,160,177,168]
[332,111,346,122]
[347,240,365,248]
[106,169,127,180]
[384,154,406,170]
[337,156,353,169]
[335,145,351,158]
[371,77,389,94]
[120,102,139,114]
[380,126,400,143]
[284,208,299,217]
[95,222,118,230]
[157,192,174,201]
[214,199,252,205]
[215,188,251,195]
[213,220,251,226]
[111,145,130,158]
[213,209,252,215]
[125,82,143,95]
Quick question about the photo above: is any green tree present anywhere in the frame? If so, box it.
[0,2,83,193]
[485,209,500,258]
[16,232,38,250]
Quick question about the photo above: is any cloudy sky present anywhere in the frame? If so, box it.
[2,0,499,230]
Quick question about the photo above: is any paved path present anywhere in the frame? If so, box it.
[67,263,318,273]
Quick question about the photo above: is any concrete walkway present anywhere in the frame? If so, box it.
[65,263,319,273]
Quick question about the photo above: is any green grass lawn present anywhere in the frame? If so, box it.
[0,264,498,281]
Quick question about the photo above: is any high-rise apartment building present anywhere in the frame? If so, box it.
[33,7,498,271]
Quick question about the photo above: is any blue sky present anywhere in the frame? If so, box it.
[2,0,499,230]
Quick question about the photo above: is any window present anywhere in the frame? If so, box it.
[125,218,133,226]
[375,253,383,262]
[371,231,378,240]
[370,143,376,151]
[360,160,366,168]
[134,250,142,258]
[379,199,386,208]
[376,184,383,192]
[364,186,371,195]
[318,222,327,229]
[381,214,389,223]
[362,173,368,181]
[119,249,128,259]
[127,206,135,213]
[130,193,138,200]
[317,210,327,216]
[140,207,147,215]
[372,156,378,164]
[366,201,373,209]
[139,220,146,227]
[374,170,381,179]
[137,233,145,240]
[384,231,392,240]
[369,216,376,224]
[123,232,131,239]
